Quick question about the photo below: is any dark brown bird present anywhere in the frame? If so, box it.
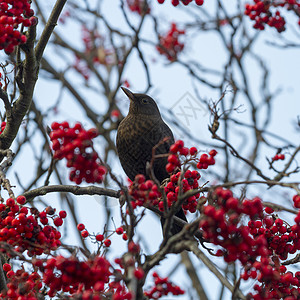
[116,87,187,235]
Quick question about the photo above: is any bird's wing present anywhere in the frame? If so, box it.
[155,120,175,154]
[116,118,154,181]
[150,121,174,182]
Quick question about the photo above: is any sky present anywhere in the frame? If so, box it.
[1,0,299,299]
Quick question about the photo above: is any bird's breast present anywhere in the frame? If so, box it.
[118,115,162,140]
[116,114,174,182]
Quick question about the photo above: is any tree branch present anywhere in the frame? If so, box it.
[22,184,120,201]
[188,241,246,300]
[35,0,68,62]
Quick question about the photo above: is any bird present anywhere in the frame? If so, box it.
[116,87,187,236]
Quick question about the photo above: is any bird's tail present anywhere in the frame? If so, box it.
[160,208,188,236]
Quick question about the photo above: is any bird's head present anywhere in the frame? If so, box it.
[121,87,161,116]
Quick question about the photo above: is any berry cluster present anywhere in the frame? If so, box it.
[127,0,150,15]
[250,264,300,299]
[50,121,106,184]
[77,222,128,246]
[144,272,185,299]
[39,255,111,297]
[245,203,300,299]
[244,0,300,32]
[128,141,217,214]
[0,196,63,257]
[200,190,265,263]
[157,0,204,6]
[249,213,300,261]
[128,170,201,214]
[129,174,161,208]
[166,140,217,172]
[1,266,43,299]
[156,23,185,61]
[164,169,200,213]
[196,149,217,169]
[82,26,115,66]
[73,26,115,81]
[116,243,184,299]
[199,187,300,299]
[272,153,285,161]
[0,121,6,134]
[166,140,188,173]
[0,0,35,53]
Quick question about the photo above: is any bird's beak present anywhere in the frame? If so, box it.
[121,87,135,101]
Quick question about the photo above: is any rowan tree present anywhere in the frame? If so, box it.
[0,0,299,299]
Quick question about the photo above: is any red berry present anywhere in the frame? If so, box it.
[275,218,283,227]
[264,206,274,214]
[16,195,26,205]
[94,281,104,292]
[96,234,104,241]
[77,223,85,231]
[3,263,11,272]
[53,217,63,227]
[135,174,145,184]
[128,241,140,253]
[134,267,144,279]
[209,149,217,157]
[61,121,69,128]
[189,147,197,155]
[51,122,60,130]
[196,162,203,169]
[179,147,189,156]
[59,210,67,218]
[116,227,124,235]
[6,270,14,278]
[29,16,38,26]
[169,144,178,153]
[166,163,175,173]
[6,198,15,207]
[104,239,111,247]
[200,154,208,163]
[175,140,184,149]
[226,197,239,210]
[292,195,300,208]
[81,230,89,238]
[168,154,179,165]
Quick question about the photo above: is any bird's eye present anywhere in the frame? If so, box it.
[142,98,149,104]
